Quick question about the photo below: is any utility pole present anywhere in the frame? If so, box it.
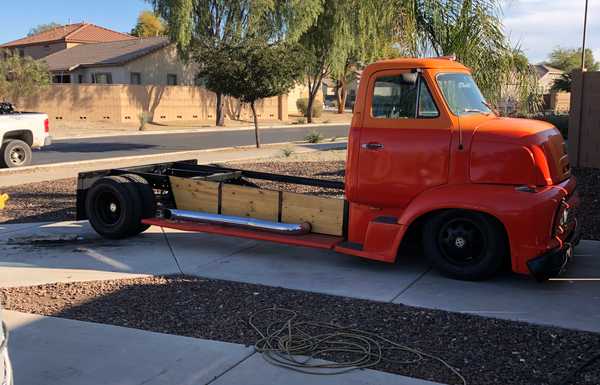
[581,0,589,71]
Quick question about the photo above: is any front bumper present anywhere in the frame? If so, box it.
[527,220,581,282]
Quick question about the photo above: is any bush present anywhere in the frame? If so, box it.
[305,130,323,143]
[281,146,295,157]
[296,98,323,118]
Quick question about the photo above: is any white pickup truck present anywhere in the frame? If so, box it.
[0,102,51,168]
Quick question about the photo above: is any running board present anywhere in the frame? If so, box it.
[142,218,343,250]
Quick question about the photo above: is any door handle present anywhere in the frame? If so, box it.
[361,142,384,150]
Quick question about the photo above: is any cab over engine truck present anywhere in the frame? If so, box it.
[76,57,580,281]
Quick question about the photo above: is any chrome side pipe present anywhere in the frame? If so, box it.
[158,209,312,235]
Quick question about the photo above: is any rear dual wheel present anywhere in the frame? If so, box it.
[423,210,506,281]
[85,174,156,239]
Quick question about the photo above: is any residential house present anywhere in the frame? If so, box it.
[42,36,196,86]
[534,64,565,94]
[1,24,307,124]
[0,23,134,59]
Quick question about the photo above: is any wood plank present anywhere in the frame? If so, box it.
[221,184,279,221]
[169,176,219,213]
[282,192,344,236]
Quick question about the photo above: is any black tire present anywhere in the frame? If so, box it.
[1,139,32,168]
[423,210,506,281]
[85,176,142,239]
[121,174,157,234]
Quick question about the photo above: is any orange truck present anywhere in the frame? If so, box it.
[76,57,580,282]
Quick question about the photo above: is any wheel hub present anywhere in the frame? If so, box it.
[109,202,118,213]
[454,236,466,248]
[9,148,25,165]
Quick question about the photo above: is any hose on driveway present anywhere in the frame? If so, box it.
[248,307,467,384]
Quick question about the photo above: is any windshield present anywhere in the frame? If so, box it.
[436,73,492,116]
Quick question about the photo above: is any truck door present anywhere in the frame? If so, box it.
[353,69,452,209]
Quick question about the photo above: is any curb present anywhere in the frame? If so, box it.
[52,122,351,140]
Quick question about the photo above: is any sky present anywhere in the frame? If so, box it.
[0,0,598,65]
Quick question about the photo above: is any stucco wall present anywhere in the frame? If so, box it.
[67,45,197,86]
[16,84,288,124]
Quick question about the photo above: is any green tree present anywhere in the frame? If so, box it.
[399,0,540,112]
[131,11,167,37]
[28,22,63,36]
[0,50,51,104]
[298,0,397,122]
[547,47,599,72]
[548,48,598,92]
[198,40,306,147]
[149,0,321,126]
[330,1,399,114]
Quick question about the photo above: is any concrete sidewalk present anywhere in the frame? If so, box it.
[1,220,599,333]
[5,311,442,385]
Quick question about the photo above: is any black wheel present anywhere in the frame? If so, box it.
[85,176,142,239]
[121,174,157,234]
[423,210,506,280]
[1,139,32,168]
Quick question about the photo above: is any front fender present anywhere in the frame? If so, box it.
[399,183,565,274]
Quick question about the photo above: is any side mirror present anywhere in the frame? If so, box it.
[401,72,418,85]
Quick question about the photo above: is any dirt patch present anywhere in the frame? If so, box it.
[0,178,76,224]
[572,168,600,241]
[2,275,598,385]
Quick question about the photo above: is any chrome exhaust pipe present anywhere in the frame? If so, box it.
[158,209,311,235]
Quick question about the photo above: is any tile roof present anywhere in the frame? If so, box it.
[43,36,171,72]
[0,23,134,48]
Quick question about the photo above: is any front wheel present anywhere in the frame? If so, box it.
[1,139,32,168]
[423,210,506,281]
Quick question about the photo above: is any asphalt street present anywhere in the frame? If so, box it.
[32,124,349,166]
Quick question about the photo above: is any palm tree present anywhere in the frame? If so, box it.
[398,0,541,113]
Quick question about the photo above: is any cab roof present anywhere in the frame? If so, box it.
[366,57,470,72]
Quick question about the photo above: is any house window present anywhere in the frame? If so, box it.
[78,74,84,83]
[52,74,71,83]
[18,48,25,58]
[92,73,113,84]
[167,74,178,86]
[130,72,142,85]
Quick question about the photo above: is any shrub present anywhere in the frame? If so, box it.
[296,98,323,118]
[305,130,323,143]
[138,111,151,131]
[281,146,294,157]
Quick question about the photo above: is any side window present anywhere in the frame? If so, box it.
[371,76,417,119]
[418,83,439,118]
[371,73,439,119]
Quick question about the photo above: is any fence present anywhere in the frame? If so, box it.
[16,84,288,124]
[568,71,600,168]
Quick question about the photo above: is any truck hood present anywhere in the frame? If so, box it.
[470,117,570,186]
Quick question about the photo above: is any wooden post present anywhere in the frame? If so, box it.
[568,71,583,167]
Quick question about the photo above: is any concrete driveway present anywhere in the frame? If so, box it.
[1,220,599,385]
[1,220,599,333]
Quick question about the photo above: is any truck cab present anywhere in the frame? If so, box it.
[342,57,579,280]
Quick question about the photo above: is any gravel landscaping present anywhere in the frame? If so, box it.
[1,275,598,385]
